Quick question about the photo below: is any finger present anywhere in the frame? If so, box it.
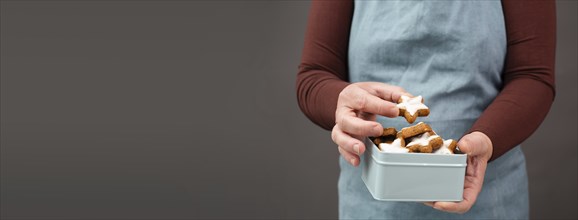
[338,146,360,166]
[457,135,480,156]
[335,106,379,133]
[357,111,377,121]
[332,125,366,155]
[336,111,383,137]
[339,86,399,117]
[459,134,493,166]
[423,202,434,207]
[458,132,492,156]
[366,83,412,103]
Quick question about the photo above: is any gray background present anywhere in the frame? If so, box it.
[0,1,576,219]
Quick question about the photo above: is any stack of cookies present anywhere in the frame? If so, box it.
[370,96,459,154]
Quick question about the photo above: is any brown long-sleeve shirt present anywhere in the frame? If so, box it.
[296,0,556,161]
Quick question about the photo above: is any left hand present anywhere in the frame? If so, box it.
[424,131,493,214]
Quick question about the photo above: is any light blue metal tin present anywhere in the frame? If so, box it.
[361,138,467,201]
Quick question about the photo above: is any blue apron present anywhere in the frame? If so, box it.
[341,0,529,219]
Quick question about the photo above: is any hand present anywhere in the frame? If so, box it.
[331,82,409,166]
[424,131,494,214]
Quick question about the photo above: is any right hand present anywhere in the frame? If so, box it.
[332,82,410,166]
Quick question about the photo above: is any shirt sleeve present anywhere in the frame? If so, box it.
[296,0,354,131]
[468,0,556,161]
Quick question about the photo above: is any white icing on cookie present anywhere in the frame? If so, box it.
[434,139,455,155]
[379,138,408,153]
[407,132,439,147]
[397,95,428,115]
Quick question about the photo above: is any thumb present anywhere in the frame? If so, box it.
[457,132,493,159]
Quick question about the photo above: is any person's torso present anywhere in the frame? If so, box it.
[348,0,507,139]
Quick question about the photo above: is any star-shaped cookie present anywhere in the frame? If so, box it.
[434,139,458,155]
[397,95,430,124]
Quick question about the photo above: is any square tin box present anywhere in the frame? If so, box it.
[361,138,467,201]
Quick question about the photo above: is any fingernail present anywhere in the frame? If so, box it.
[350,158,356,166]
[353,144,360,155]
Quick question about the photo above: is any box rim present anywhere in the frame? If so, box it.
[366,138,467,165]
